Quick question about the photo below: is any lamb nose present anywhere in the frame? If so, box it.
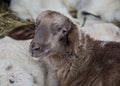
[32,43,45,53]
[31,43,39,55]
[32,43,40,50]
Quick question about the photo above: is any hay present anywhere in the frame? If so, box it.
[0,2,33,36]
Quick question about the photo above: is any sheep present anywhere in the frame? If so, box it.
[80,19,120,42]
[0,24,45,86]
[75,0,120,42]
[9,0,72,21]
[28,10,120,86]
[77,0,120,24]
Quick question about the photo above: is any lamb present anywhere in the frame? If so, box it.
[28,10,120,86]
[0,24,45,86]
[9,0,72,21]
[77,0,120,24]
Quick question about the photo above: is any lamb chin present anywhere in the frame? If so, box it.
[32,57,41,61]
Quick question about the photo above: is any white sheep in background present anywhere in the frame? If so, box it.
[75,0,120,42]
[9,0,72,21]
[9,0,42,21]
[61,0,78,12]
[79,19,120,42]
[77,0,120,24]
[0,25,45,86]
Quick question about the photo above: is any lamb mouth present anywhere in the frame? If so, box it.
[32,52,49,60]
[31,49,51,60]
[32,57,40,61]
[32,55,45,60]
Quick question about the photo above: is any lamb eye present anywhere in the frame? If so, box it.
[62,29,67,34]
[57,27,61,31]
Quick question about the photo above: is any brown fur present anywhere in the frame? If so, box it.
[43,32,120,86]
[68,23,79,57]
[8,10,120,86]
[30,11,120,86]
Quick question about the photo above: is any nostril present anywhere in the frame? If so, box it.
[31,48,34,56]
[33,47,40,51]
[31,47,41,57]
[31,43,40,50]
[31,43,46,55]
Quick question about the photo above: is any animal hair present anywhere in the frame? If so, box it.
[9,10,120,86]
[29,10,120,86]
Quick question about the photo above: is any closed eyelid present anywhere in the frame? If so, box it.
[51,24,62,34]
[46,44,51,48]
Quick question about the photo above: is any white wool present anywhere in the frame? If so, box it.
[0,37,45,86]
[0,60,33,86]
[80,20,120,42]
[9,0,42,21]
[61,0,78,11]
[77,0,120,23]
[9,0,72,21]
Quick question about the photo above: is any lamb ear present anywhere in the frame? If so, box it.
[68,23,79,57]
[7,24,35,40]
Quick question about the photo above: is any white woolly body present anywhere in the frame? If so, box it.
[77,0,120,22]
[61,0,78,11]
[0,37,45,86]
[80,21,120,42]
[10,0,71,21]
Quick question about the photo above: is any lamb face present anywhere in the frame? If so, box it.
[30,10,79,60]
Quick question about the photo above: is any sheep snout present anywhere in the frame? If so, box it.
[30,42,50,58]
